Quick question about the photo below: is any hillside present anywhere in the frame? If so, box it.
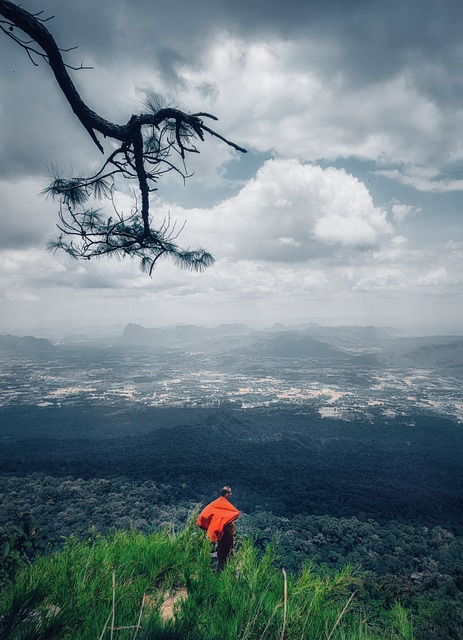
[0,334,54,354]
[378,336,463,376]
[0,520,414,640]
[120,323,249,351]
[117,323,463,375]
[231,331,349,359]
[303,324,392,350]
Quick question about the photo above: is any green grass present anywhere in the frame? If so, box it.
[0,517,413,640]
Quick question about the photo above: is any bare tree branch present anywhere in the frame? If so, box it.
[0,0,246,275]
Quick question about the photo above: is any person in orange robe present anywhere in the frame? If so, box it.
[197,486,240,570]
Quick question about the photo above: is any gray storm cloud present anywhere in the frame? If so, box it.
[0,0,462,331]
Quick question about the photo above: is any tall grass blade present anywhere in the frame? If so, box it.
[327,590,357,640]
[280,567,288,640]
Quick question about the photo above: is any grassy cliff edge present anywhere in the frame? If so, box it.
[0,517,413,640]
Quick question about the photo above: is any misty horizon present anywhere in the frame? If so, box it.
[1,318,462,343]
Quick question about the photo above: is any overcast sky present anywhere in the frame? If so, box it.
[0,0,462,335]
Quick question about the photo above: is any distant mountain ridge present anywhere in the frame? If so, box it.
[302,324,391,350]
[121,322,249,347]
[0,334,55,353]
[118,323,463,373]
[377,336,463,374]
[230,331,349,359]
[3,324,462,376]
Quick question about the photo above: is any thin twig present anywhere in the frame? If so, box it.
[132,594,146,640]
[327,590,357,640]
[98,611,112,640]
[258,603,282,640]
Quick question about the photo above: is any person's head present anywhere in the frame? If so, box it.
[221,485,232,498]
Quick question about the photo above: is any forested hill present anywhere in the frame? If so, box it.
[1,404,462,530]
[0,334,54,353]
[120,322,249,349]
[229,332,349,358]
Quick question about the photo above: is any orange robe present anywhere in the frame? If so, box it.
[196,496,240,542]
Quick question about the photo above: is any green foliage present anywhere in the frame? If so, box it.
[0,583,68,640]
[0,519,413,640]
[390,603,413,640]
[0,513,40,589]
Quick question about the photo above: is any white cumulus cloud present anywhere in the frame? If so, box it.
[161,159,391,263]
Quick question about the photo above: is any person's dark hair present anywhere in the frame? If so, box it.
[221,485,232,497]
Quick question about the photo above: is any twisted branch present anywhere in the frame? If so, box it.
[0,0,246,274]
